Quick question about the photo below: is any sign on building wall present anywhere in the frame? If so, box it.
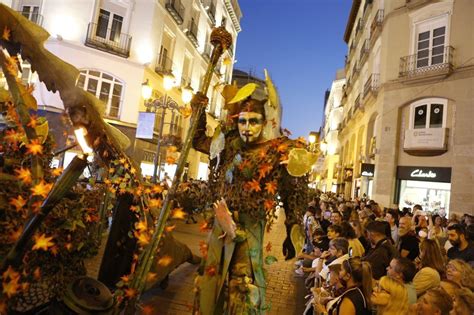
[403,128,448,150]
[136,112,155,139]
[397,166,452,183]
[361,163,375,177]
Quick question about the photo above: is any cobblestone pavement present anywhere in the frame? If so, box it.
[86,208,306,315]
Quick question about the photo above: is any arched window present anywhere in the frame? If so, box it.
[409,98,447,129]
[76,69,123,118]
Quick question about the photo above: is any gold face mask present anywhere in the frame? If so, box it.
[237,112,265,144]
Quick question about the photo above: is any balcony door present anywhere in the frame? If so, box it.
[415,20,446,69]
[96,9,124,43]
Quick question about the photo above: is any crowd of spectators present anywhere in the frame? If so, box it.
[297,193,474,315]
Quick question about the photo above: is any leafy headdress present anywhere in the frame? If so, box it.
[222,69,282,142]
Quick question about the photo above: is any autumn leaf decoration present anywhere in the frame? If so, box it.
[25,138,43,155]
[30,180,53,198]
[244,179,261,192]
[32,233,55,251]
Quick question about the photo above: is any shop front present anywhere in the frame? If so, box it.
[396,166,452,214]
[361,163,375,199]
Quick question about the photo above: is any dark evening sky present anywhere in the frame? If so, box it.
[234,0,352,139]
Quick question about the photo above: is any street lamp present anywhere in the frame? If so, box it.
[141,72,192,183]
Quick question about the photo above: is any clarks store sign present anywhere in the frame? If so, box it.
[397,166,451,183]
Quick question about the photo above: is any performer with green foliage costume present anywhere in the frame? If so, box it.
[192,72,316,314]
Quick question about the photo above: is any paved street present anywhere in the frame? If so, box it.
[86,208,306,314]
[139,208,306,314]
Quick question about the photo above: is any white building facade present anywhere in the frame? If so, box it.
[4,0,241,180]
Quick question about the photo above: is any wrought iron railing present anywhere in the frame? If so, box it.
[359,39,370,66]
[370,9,384,42]
[399,46,454,78]
[186,19,199,48]
[208,1,217,25]
[354,18,365,42]
[85,23,132,58]
[165,0,185,25]
[354,94,361,113]
[155,53,174,74]
[18,11,43,26]
[363,73,380,98]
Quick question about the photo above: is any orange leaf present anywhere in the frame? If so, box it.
[141,305,154,315]
[51,167,63,177]
[165,156,176,164]
[15,167,32,185]
[120,275,131,283]
[151,184,164,194]
[135,221,148,232]
[134,230,150,246]
[265,242,272,253]
[32,233,55,251]
[129,205,139,213]
[9,228,23,242]
[2,266,20,281]
[26,139,43,155]
[171,208,186,220]
[238,159,251,171]
[2,27,10,41]
[180,107,192,118]
[27,115,38,128]
[146,272,158,283]
[31,180,53,198]
[148,198,162,209]
[124,288,137,299]
[264,199,276,212]
[277,142,288,153]
[2,278,20,298]
[245,179,261,192]
[157,255,173,267]
[265,181,278,195]
[4,129,22,147]
[258,163,273,180]
[9,195,27,211]
[165,225,176,233]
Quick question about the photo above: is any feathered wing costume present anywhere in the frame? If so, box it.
[193,71,312,315]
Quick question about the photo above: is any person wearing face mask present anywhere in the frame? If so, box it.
[315,257,373,315]
[371,276,409,315]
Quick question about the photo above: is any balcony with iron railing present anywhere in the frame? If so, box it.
[354,18,365,43]
[185,19,199,48]
[399,46,454,80]
[370,9,384,45]
[352,63,360,81]
[165,0,185,25]
[202,43,212,62]
[353,94,361,114]
[18,11,43,26]
[363,73,380,99]
[207,1,217,25]
[85,23,132,58]
[155,53,174,75]
[359,39,370,67]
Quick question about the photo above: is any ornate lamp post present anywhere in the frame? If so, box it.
[141,73,193,183]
